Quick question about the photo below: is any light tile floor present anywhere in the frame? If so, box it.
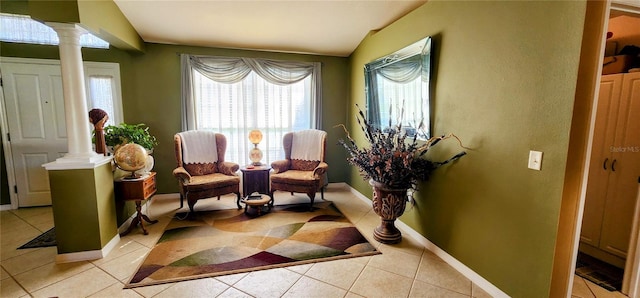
[0,185,625,297]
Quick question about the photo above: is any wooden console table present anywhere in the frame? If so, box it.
[114,172,158,236]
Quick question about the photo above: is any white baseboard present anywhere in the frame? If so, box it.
[56,234,120,263]
[343,183,508,298]
[0,204,13,211]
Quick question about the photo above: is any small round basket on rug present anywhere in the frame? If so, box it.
[241,193,272,215]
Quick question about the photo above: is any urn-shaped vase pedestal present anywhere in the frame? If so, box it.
[370,180,408,244]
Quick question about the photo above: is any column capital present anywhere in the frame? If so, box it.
[46,22,87,46]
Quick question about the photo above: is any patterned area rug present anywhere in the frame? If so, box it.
[125,201,380,288]
[18,227,56,249]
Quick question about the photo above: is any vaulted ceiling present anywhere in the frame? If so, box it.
[113,0,427,57]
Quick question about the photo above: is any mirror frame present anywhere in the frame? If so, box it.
[364,36,432,139]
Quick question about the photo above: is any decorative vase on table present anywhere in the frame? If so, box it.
[370,180,408,244]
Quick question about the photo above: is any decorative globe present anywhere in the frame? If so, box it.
[114,143,148,179]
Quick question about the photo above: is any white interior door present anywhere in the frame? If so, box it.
[2,61,67,207]
[1,58,123,208]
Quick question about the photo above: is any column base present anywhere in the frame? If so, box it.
[43,155,112,170]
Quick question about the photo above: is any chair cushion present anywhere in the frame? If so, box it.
[271,170,318,186]
[184,162,217,176]
[184,173,239,191]
[291,160,320,171]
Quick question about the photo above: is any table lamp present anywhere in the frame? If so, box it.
[248,129,263,165]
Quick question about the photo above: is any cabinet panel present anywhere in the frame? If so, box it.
[599,72,640,258]
[581,72,640,264]
[581,74,623,247]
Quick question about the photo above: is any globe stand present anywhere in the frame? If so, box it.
[122,170,142,180]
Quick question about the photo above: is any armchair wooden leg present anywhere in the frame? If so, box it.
[180,193,184,209]
[269,192,275,208]
[188,198,196,213]
[307,192,316,211]
[235,192,242,209]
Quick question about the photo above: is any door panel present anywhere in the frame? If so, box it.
[13,73,47,139]
[50,75,68,139]
[2,62,67,207]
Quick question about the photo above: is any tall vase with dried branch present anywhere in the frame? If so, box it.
[338,104,466,244]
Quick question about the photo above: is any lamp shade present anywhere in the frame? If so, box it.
[248,129,263,144]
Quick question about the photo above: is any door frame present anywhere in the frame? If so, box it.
[0,67,18,210]
[553,1,640,297]
[624,185,640,296]
[0,56,123,209]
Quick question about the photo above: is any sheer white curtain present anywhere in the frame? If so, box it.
[181,54,322,165]
[0,13,109,48]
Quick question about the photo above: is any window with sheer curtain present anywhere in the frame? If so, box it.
[181,55,322,165]
[0,13,109,49]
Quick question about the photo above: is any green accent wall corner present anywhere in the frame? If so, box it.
[349,1,587,297]
[48,162,117,253]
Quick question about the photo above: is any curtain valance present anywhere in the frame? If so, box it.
[375,55,422,83]
[188,55,317,85]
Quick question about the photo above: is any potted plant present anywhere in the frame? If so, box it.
[338,104,466,244]
[104,123,158,153]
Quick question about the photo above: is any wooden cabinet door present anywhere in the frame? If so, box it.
[581,74,624,247]
[599,72,640,258]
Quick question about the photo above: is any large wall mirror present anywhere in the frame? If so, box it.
[364,36,432,139]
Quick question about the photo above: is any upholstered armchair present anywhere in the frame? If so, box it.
[173,131,242,213]
[270,129,328,210]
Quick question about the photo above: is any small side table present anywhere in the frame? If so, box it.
[240,166,273,214]
[240,165,271,197]
[114,172,158,236]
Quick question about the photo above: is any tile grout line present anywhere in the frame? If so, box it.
[0,263,31,297]
[407,247,427,298]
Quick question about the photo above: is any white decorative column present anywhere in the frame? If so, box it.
[45,22,106,166]
[42,23,118,263]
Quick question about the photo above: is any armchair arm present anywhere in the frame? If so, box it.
[271,159,291,174]
[219,161,240,176]
[313,162,328,177]
[172,167,191,184]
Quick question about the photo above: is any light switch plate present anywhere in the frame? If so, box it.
[528,150,543,170]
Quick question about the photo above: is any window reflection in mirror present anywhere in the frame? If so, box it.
[364,36,432,139]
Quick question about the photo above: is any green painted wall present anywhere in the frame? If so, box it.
[1,0,29,15]
[348,1,586,297]
[28,0,80,23]
[76,0,145,52]
[49,162,117,253]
